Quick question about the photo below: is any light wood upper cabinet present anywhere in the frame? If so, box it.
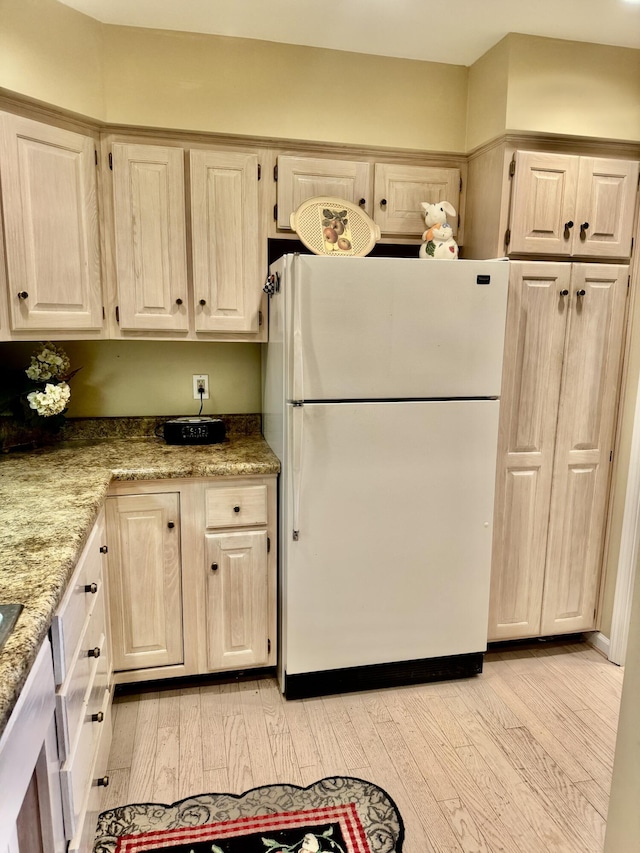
[489,261,628,641]
[276,155,370,228]
[105,492,183,672]
[276,155,461,238]
[0,113,102,333]
[111,143,189,333]
[190,149,261,334]
[508,151,638,258]
[373,163,460,236]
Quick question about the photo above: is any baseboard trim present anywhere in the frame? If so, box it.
[586,631,612,660]
[283,652,484,699]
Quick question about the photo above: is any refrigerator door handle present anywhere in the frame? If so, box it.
[292,257,304,403]
[291,403,304,540]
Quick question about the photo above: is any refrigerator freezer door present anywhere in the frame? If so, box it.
[284,255,508,401]
[281,399,500,676]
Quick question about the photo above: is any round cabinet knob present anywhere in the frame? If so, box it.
[380,199,387,208]
[359,198,366,207]
[175,298,183,305]
[577,289,586,297]
[560,289,569,296]
[233,505,241,513]
[167,521,175,529]
[88,646,101,658]
[92,711,104,723]
[17,291,28,299]
[97,776,109,787]
[199,299,207,306]
[84,582,98,594]
[211,562,218,572]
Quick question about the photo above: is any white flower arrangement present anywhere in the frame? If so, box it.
[25,343,71,382]
[26,382,71,417]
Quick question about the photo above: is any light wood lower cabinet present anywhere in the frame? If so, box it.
[105,492,183,672]
[106,476,277,684]
[489,261,628,641]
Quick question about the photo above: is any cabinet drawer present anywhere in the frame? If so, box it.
[56,620,108,762]
[205,485,267,528]
[60,687,110,841]
[51,515,106,685]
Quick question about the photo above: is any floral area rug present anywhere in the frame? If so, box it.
[94,777,404,853]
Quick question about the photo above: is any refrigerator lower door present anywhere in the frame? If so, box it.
[282,399,500,680]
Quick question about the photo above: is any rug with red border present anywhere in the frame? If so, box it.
[94,777,404,853]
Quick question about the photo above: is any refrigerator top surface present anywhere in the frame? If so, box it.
[272,254,509,401]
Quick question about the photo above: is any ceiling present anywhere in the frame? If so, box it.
[57,0,640,66]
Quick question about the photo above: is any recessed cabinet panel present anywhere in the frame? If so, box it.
[374,163,461,236]
[0,113,102,331]
[509,152,579,255]
[190,150,261,333]
[277,155,371,228]
[489,263,568,641]
[574,158,639,258]
[205,530,268,671]
[112,143,189,332]
[106,493,183,671]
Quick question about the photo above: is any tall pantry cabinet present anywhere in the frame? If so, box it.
[471,145,640,641]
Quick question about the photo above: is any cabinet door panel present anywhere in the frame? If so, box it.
[112,143,189,332]
[205,530,268,670]
[541,264,627,634]
[374,163,460,236]
[277,155,371,228]
[489,263,569,640]
[574,158,639,258]
[509,151,578,256]
[0,113,102,331]
[190,150,260,333]
[106,493,183,671]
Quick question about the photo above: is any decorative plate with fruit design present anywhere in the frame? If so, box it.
[290,197,380,257]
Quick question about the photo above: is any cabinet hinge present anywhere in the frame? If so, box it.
[274,203,278,222]
[267,536,271,553]
[102,306,105,320]
[258,163,261,181]
[610,450,613,462]
[505,228,511,247]
[108,152,113,170]
[115,305,119,324]
[509,159,516,178]
[459,176,463,192]
[94,149,98,166]
[268,638,271,653]
[274,164,278,182]
[258,310,263,326]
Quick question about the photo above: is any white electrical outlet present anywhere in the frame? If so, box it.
[192,374,210,400]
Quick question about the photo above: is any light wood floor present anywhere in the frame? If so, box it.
[101,640,624,853]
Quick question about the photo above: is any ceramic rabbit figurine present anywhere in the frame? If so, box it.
[419,201,459,259]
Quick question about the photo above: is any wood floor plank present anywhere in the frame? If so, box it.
[128,692,160,802]
[223,713,254,795]
[218,681,242,716]
[302,697,350,777]
[321,695,368,771]
[200,684,226,771]
[108,695,139,771]
[153,725,179,804]
[157,688,181,728]
[439,798,491,853]
[100,767,130,812]
[178,689,204,800]
[269,731,304,786]
[239,680,278,786]
[281,698,320,769]
[576,778,610,820]
[203,767,231,794]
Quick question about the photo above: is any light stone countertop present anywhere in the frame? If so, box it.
[0,429,280,737]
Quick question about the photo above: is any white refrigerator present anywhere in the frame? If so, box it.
[262,254,509,698]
